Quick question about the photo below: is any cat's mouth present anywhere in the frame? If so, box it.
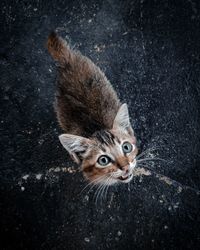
[117,173,133,182]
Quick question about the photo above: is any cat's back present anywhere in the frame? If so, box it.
[47,32,121,136]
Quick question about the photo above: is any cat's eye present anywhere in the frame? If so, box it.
[97,155,111,166]
[122,142,133,153]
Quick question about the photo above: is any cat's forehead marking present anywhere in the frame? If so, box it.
[114,135,121,144]
[99,145,106,152]
[94,130,116,146]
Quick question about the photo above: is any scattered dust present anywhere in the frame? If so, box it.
[84,237,90,243]
[177,186,183,193]
[135,168,186,195]
[108,193,114,208]
[168,206,172,211]
[22,174,29,180]
[133,167,151,176]
[173,202,179,209]
[84,195,89,202]
[19,166,78,187]
[157,175,173,185]
[63,166,77,173]
[35,173,42,180]
[48,166,77,173]
[117,231,122,236]
[94,44,106,52]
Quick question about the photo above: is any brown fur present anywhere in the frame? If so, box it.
[47,32,138,186]
[47,32,121,137]
[81,129,138,183]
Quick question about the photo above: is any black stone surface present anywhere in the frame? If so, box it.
[1,0,200,249]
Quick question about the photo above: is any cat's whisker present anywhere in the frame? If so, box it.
[95,174,112,205]
[94,184,102,204]
[94,175,109,204]
[100,178,109,202]
[104,174,114,200]
[128,181,131,191]
[136,146,160,160]
[111,171,122,178]
[95,182,106,206]
[104,183,110,201]
[80,185,93,196]
[136,163,155,171]
[100,175,112,204]
[102,174,113,201]
[80,181,95,194]
[80,175,107,195]
[137,157,167,163]
[100,182,108,203]
[86,182,99,195]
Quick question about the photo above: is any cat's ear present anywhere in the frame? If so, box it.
[112,104,134,135]
[59,134,91,164]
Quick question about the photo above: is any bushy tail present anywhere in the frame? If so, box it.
[47,31,72,64]
[47,32,121,136]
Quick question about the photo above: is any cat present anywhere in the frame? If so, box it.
[47,32,138,186]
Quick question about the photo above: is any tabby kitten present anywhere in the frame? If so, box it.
[47,32,138,186]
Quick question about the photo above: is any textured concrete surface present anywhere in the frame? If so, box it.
[1,0,200,249]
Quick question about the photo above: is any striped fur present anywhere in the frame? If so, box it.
[47,32,137,186]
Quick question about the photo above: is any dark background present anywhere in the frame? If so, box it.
[1,0,200,249]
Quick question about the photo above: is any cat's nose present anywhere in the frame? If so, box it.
[122,165,129,172]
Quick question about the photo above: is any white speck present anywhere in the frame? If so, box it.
[48,68,52,73]
[177,186,183,193]
[22,174,29,180]
[164,225,168,229]
[84,195,89,201]
[117,231,122,236]
[168,206,172,211]
[88,19,92,23]
[84,237,90,242]
[36,174,42,180]
[33,8,38,12]
[173,202,179,209]
[21,186,25,191]
[54,167,61,172]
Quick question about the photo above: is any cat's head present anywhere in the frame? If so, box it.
[59,104,138,185]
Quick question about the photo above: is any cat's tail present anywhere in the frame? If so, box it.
[47,32,121,135]
[47,31,72,64]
